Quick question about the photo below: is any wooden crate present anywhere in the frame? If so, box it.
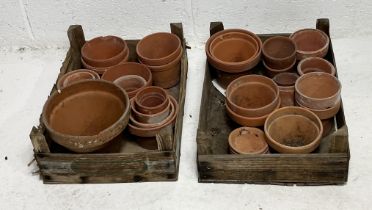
[29,23,188,184]
[197,19,350,185]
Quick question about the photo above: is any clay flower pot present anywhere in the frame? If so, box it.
[42,80,131,153]
[228,127,269,154]
[57,69,100,90]
[81,52,129,75]
[142,48,182,88]
[205,29,262,73]
[262,36,296,69]
[81,36,128,67]
[128,95,179,137]
[290,29,329,60]
[134,86,169,115]
[136,32,181,66]
[272,72,299,107]
[131,99,171,124]
[226,75,280,117]
[297,57,336,76]
[101,62,152,98]
[264,106,323,154]
[295,72,341,109]
[263,58,296,78]
[296,98,341,120]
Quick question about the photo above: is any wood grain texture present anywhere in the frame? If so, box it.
[197,18,350,185]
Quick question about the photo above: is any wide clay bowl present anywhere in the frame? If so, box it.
[101,62,152,98]
[226,98,280,127]
[136,32,181,66]
[263,58,296,78]
[264,106,323,154]
[134,86,169,115]
[206,29,262,73]
[272,72,299,107]
[226,75,280,117]
[295,72,341,109]
[131,98,171,124]
[290,29,329,60]
[296,98,341,120]
[81,36,128,67]
[228,127,269,154]
[297,57,336,76]
[57,69,100,90]
[128,95,179,137]
[81,52,129,75]
[262,36,296,69]
[42,80,130,153]
[209,32,259,56]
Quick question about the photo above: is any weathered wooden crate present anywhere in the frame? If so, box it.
[197,19,350,185]
[29,23,188,184]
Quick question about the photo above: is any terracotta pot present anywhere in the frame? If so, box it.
[57,69,100,90]
[263,58,296,78]
[296,98,341,120]
[295,72,341,109]
[272,72,299,107]
[205,29,262,73]
[130,96,174,128]
[81,51,129,75]
[136,32,181,66]
[209,32,259,56]
[142,48,182,88]
[262,36,296,69]
[128,95,179,137]
[226,75,280,117]
[228,127,269,154]
[264,106,323,154]
[42,80,131,153]
[297,57,336,76]
[114,75,146,95]
[81,36,128,67]
[134,86,169,115]
[101,62,152,98]
[131,98,171,124]
[226,98,280,127]
[290,29,329,60]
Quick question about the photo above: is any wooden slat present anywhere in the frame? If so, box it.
[30,127,50,153]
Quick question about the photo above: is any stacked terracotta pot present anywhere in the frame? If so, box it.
[81,36,129,74]
[205,29,262,88]
[128,86,179,137]
[136,32,182,88]
[272,72,299,107]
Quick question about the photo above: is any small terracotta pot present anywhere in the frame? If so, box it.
[142,48,182,88]
[101,62,152,98]
[290,29,329,60]
[297,57,336,76]
[42,80,131,153]
[295,72,341,109]
[128,95,179,137]
[226,98,280,127]
[272,72,299,107]
[263,58,296,78]
[228,127,269,154]
[134,86,169,115]
[264,106,323,154]
[81,36,128,67]
[114,75,146,95]
[262,36,296,69]
[57,69,100,90]
[205,29,262,73]
[226,75,280,117]
[130,97,174,128]
[81,52,129,75]
[296,98,341,120]
[136,32,181,66]
[131,98,171,124]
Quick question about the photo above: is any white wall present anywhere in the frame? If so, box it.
[1,0,372,48]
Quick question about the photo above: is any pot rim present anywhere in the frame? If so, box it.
[102,62,152,86]
[262,36,297,62]
[263,57,296,72]
[296,98,341,120]
[289,28,330,55]
[81,51,129,75]
[272,72,299,87]
[136,32,181,63]
[264,106,323,152]
[140,48,183,71]
[134,86,169,113]
[295,72,342,102]
[57,69,100,90]
[209,32,260,56]
[42,80,131,140]
[228,127,269,155]
[297,57,336,76]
